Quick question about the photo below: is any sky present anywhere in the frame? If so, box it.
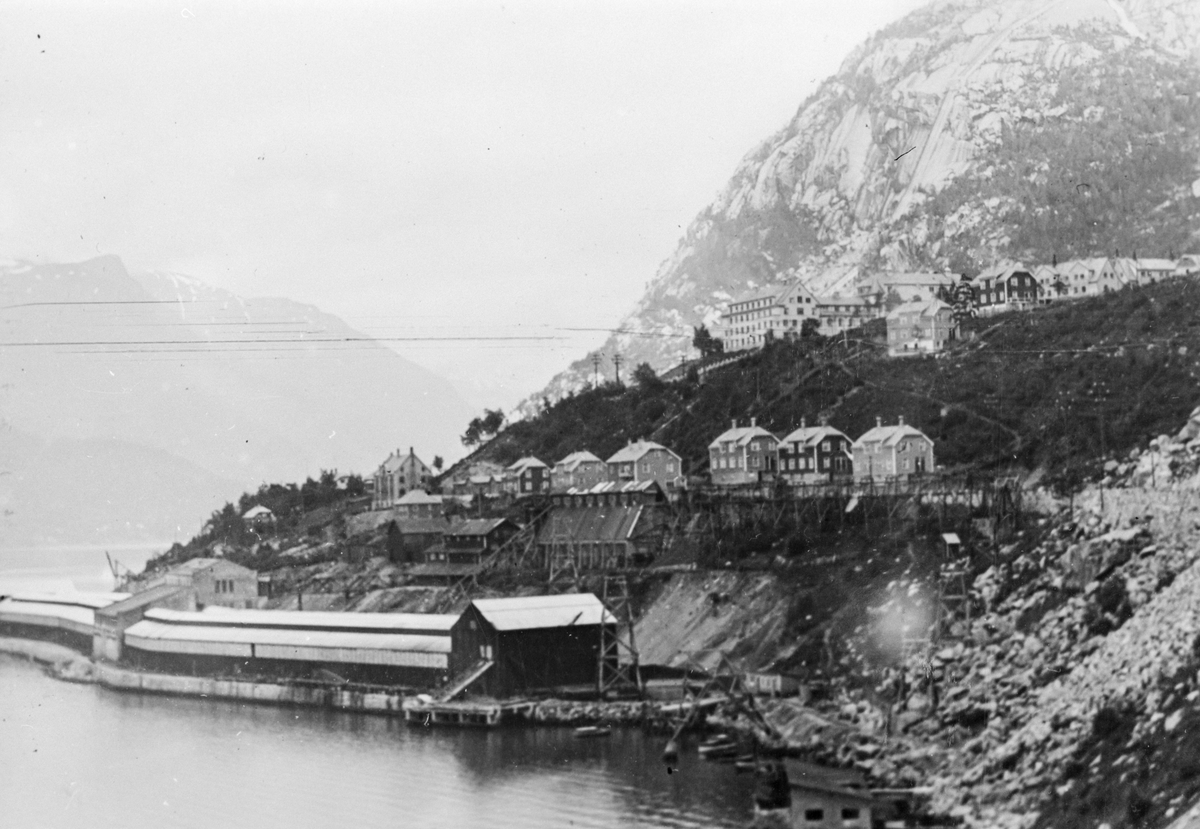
[0,0,925,410]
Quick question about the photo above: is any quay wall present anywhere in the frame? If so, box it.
[0,636,407,715]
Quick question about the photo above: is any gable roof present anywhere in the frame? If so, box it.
[554,450,604,471]
[781,423,851,447]
[470,593,615,631]
[1136,258,1177,271]
[709,425,780,449]
[973,260,1030,282]
[607,440,680,464]
[506,456,548,473]
[885,298,952,321]
[564,480,663,496]
[167,557,255,577]
[536,504,646,545]
[853,421,931,448]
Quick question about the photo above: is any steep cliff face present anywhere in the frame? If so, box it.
[529,0,1200,410]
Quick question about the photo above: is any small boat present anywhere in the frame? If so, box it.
[573,725,612,738]
[734,754,758,773]
[698,738,740,760]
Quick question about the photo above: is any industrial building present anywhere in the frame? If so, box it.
[93,584,194,661]
[121,606,457,687]
[0,591,129,653]
[449,594,615,698]
[535,481,667,570]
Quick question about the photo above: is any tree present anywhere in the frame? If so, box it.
[462,408,506,447]
[632,362,664,391]
[800,317,821,339]
[481,408,505,436]
[432,455,444,472]
[693,325,724,359]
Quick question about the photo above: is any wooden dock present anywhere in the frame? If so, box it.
[402,697,536,727]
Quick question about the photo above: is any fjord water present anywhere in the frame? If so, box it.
[0,656,754,829]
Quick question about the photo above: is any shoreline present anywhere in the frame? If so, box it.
[0,637,718,730]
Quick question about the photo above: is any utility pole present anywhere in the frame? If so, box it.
[592,353,602,388]
[612,353,623,387]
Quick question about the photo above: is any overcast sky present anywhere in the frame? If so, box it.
[1,0,924,409]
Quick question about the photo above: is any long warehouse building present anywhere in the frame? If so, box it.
[0,592,130,653]
[122,607,458,687]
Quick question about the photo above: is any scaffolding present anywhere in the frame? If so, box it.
[597,575,643,698]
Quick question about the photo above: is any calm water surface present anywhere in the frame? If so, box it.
[0,655,754,829]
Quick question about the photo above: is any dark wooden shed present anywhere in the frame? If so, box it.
[449,594,615,698]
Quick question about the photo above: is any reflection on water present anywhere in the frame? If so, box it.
[0,656,753,829]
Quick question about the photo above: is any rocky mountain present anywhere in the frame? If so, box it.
[0,255,474,549]
[529,0,1200,409]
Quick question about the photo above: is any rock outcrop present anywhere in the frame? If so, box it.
[528,0,1200,412]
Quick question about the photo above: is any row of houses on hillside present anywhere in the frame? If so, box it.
[444,439,685,501]
[718,254,1200,354]
[709,416,934,486]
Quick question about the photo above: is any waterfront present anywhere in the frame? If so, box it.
[0,655,754,829]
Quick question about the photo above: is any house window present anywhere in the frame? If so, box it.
[842,808,861,821]
[750,456,759,468]
[667,462,675,472]
[822,441,830,451]
[805,810,825,822]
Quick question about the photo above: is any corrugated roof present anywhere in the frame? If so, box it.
[125,619,451,653]
[565,480,661,496]
[606,440,678,464]
[536,505,644,545]
[471,593,614,631]
[146,606,457,633]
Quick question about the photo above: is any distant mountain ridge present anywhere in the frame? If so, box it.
[0,255,474,549]
[526,0,1200,412]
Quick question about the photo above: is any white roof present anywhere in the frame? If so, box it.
[242,505,273,519]
[0,590,130,609]
[125,619,451,653]
[0,597,98,627]
[853,422,931,448]
[471,593,614,631]
[395,490,444,506]
[555,451,604,471]
[607,440,679,464]
[885,298,952,320]
[506,456,548,472]
[147,606,457,633]
[709,425,779,449]
[1137,258,1177,270]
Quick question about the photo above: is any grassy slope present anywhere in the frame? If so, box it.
[467,278,1200,489]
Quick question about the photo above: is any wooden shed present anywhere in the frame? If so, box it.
[449,594,615,698]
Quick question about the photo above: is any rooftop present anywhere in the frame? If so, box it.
[471,593,615,631]
[607,439,678,464]
[395,490,444,506]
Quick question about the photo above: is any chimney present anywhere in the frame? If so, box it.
[750,417,757,428]
[898,416,905,426]
[876,416,882,429]
[819,415,829,427]
[731,419,737,430]
[800,417,807,429]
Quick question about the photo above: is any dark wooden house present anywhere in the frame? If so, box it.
[449,594,615,697]
[385,518,449,564]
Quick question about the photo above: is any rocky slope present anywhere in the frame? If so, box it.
[528,0,1200,410]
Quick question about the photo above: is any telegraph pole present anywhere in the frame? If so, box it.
[612,353,623,386]
[592,353,602,388]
